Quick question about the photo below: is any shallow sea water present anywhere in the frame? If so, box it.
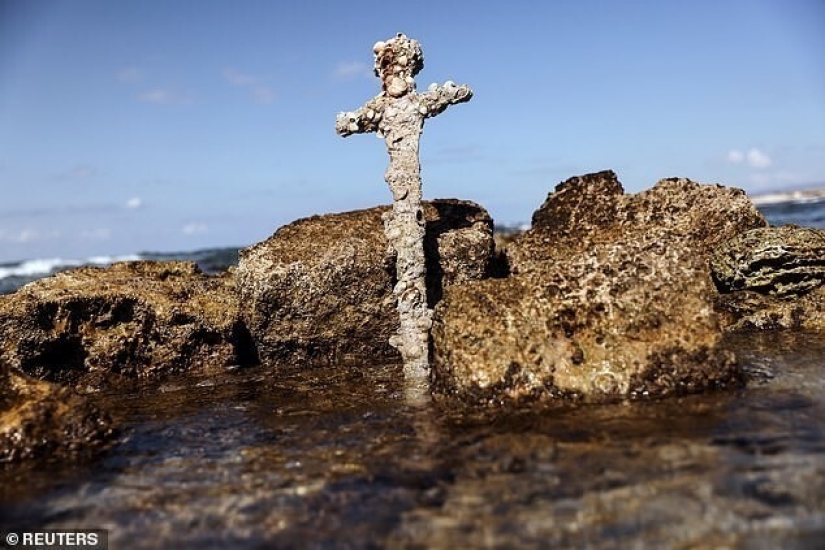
[1,331,825,549]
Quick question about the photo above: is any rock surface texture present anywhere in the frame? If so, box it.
[236,199,494,368]
[0,362,112,462]
[0,261,252,388]
[432,171,767,404]
[712,225,825,331]
[335,33,473,385]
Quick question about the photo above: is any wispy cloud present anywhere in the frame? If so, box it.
[222,67,276,104]
[116,66,144,84]
[54,164,98,182]
[727,148,772,169]
[137,88,194,105]
[125,197,142,210]
[726,150,744,164]
[118,65,195,105]
[251,85,275,104]
[332,61,372,81]
[746,148,772,169]
[222,68,257,86]
[182,222,208,235]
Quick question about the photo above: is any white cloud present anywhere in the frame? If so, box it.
[726,147,772,169]
[137,88,193,105]
[17,229,38,243]
[182,222,208,235]
[116,66,144,84]
[70,165,97,180]
[222,68,275,104]
[251,85,275,104]
[727,150,744,164]
[125,197,142,209]
[746,148,772,169]
[332,61,372,81]
[222,68,258,86]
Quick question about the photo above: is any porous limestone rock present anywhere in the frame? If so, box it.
[432,171,767,405]
[236,199,494,368]
[712,225,825,331]
[509,171,767,273]
[335,33,473,385]
[711,226,825,297]
[0,362,112,462]
[0,261,253,389]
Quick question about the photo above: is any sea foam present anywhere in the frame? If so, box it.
[0,255,141,280]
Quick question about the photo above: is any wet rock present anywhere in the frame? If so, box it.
[0,261,253,389]
[712,226,825,331]
[714,287,825,332]
[0,362,113,463]
[432,172,766,404]
[236,199,494,366]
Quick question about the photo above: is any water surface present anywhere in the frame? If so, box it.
[2,331,824,548]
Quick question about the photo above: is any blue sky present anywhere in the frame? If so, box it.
[1,0,824,262]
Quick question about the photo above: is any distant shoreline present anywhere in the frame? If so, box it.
[750,188,825,206]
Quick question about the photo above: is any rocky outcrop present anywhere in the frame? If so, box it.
[0,261,253,388]
[432,171,767,404]
[509,172,767,273]
[712,225,825,331]
[1,362,112,462]
[236,199,494,366]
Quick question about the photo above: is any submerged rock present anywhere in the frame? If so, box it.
[0,362,112,463]
[432,171,766,404]
[712,225,825,331]
[236,199,494,367]
[0,261,253,389]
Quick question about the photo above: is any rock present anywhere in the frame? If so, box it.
[509,171,766,272]
[0,261,253,389]
[714,287,825,332]
[711,226,825,297]
[432,172,766,404]
[712,226,825,331]
[529,169,625,239]
[1,362,113,462]
[236,199,494,366]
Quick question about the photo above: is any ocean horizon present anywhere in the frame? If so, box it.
[2,196,823,296]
